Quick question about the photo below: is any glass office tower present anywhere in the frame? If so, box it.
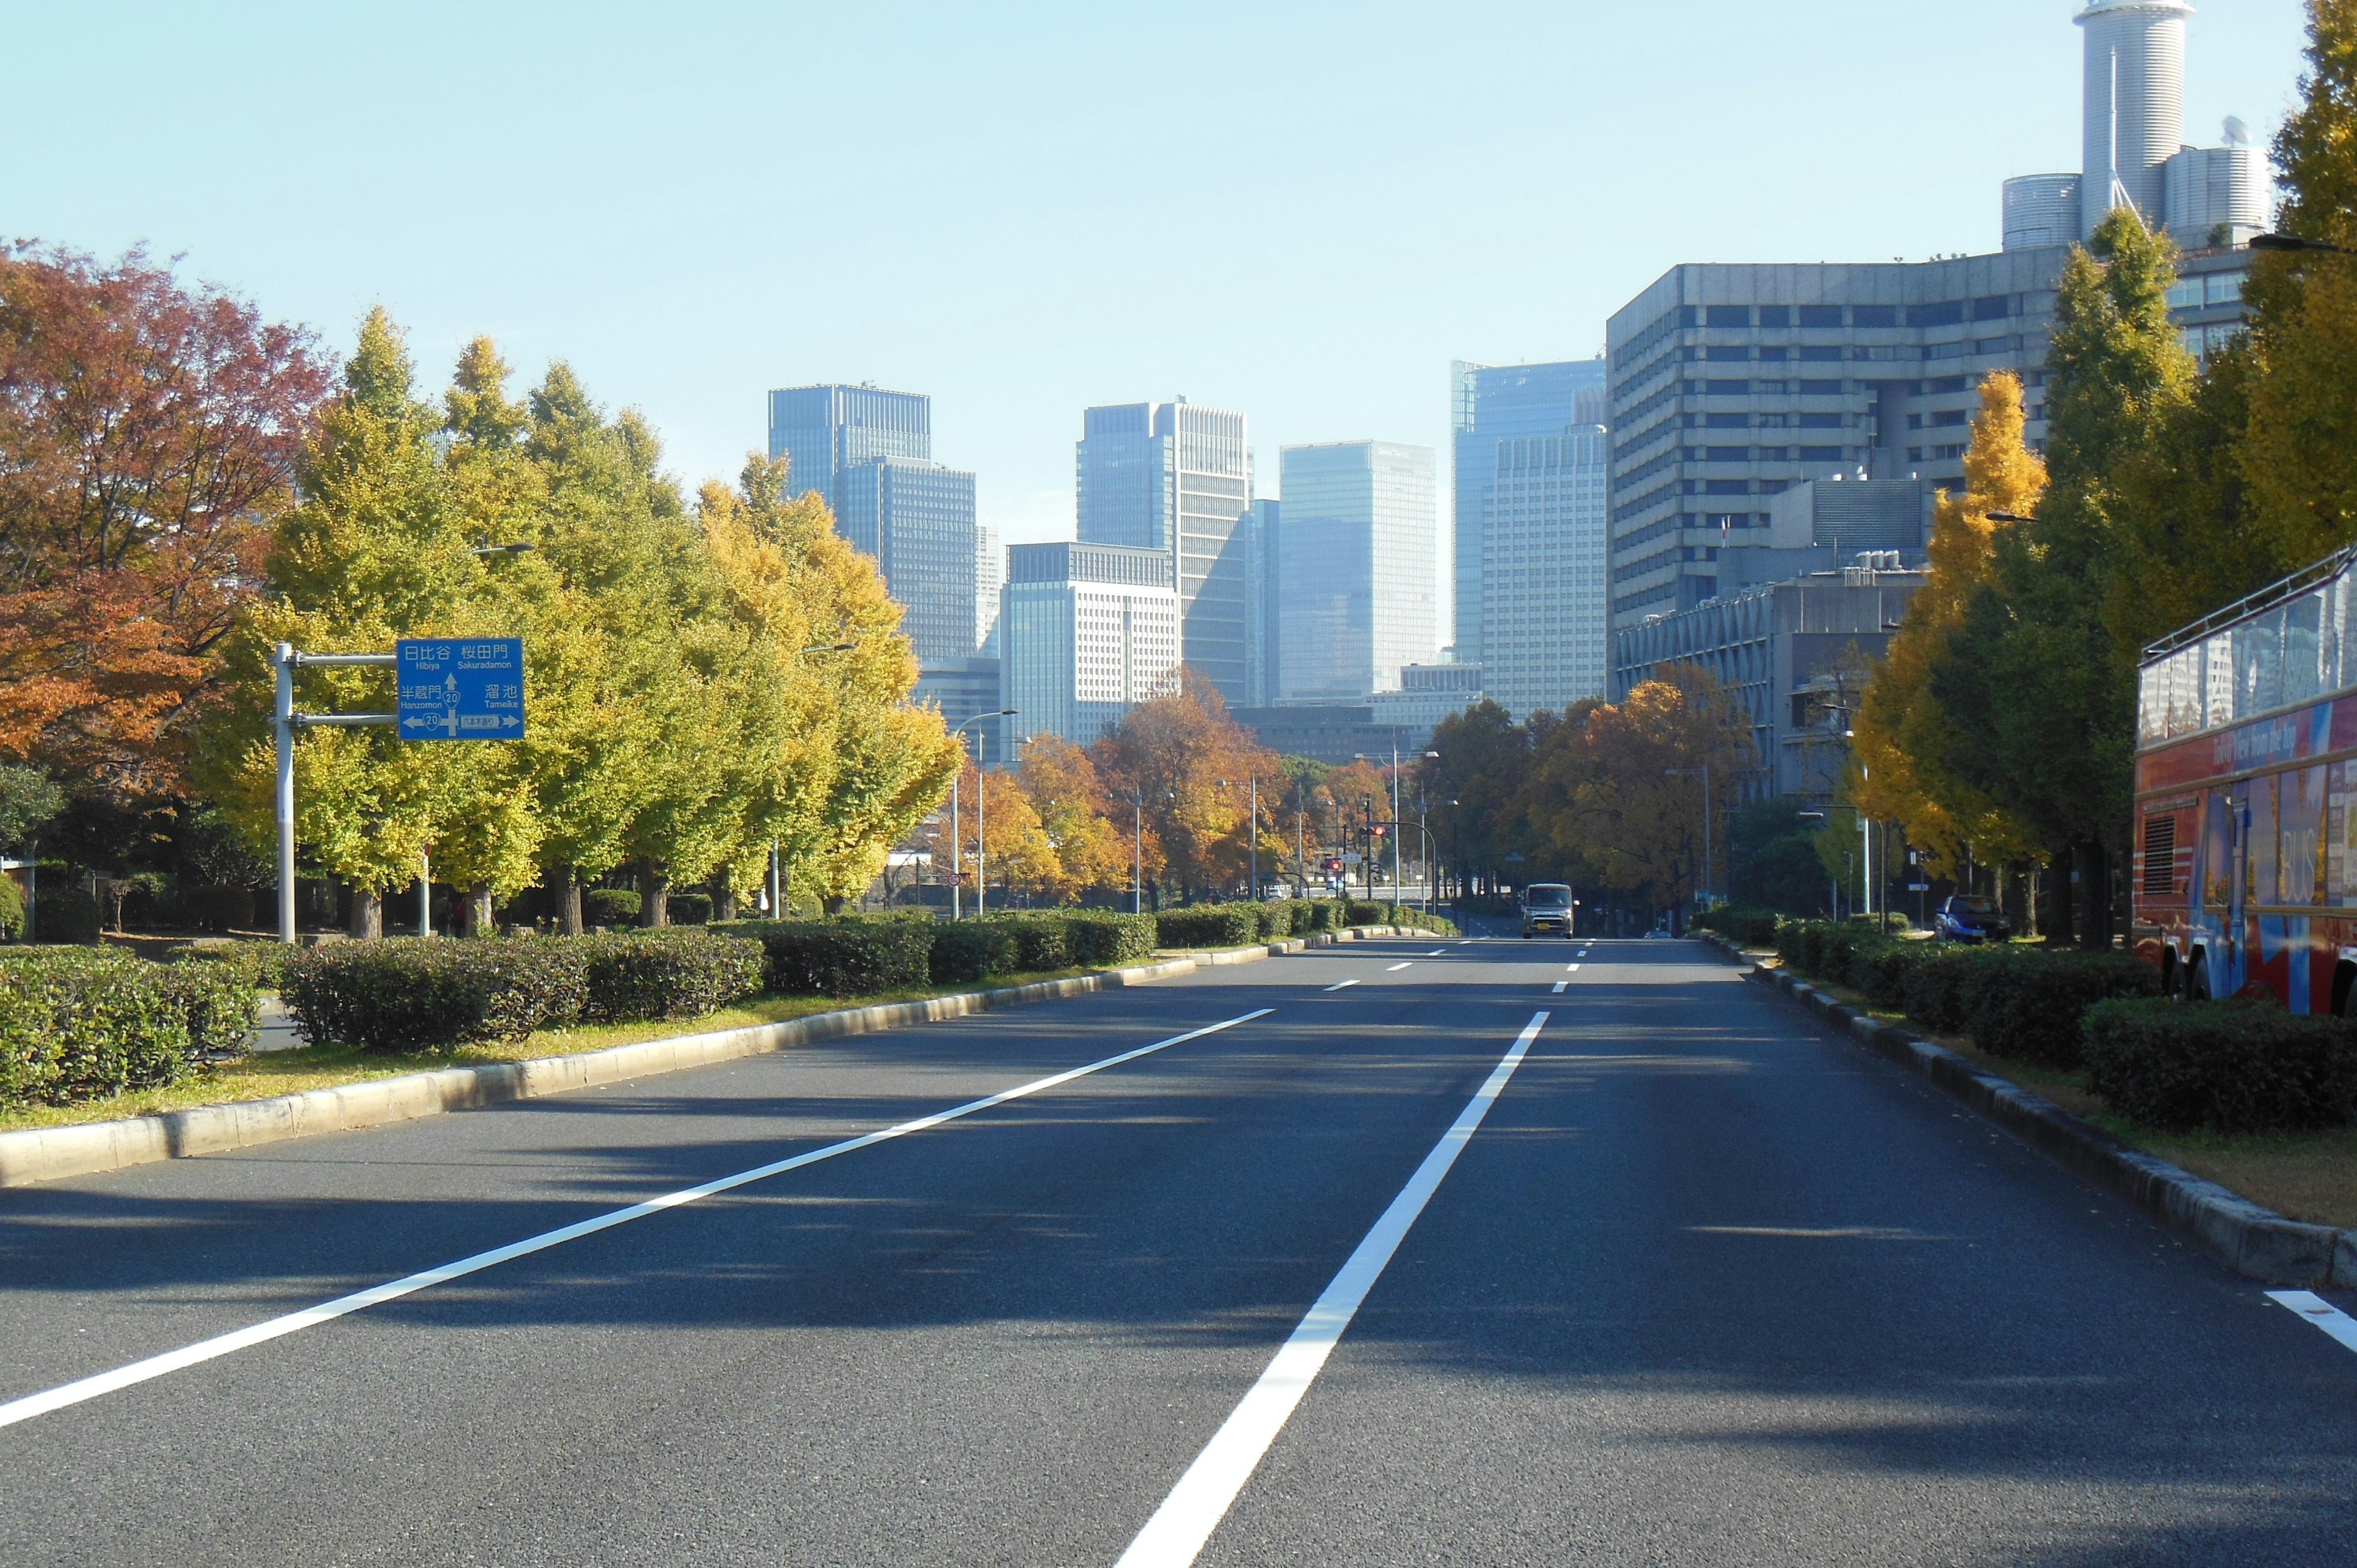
[1450,360,1607,668]
[1481,423,1610,717]
[767,385,931,514]
[837,457,980,666]
[1275,442,1438,705]
[1075,401,1253,704]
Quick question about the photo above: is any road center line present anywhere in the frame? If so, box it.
[1114,1010,1550,1568]
[2267,1290,2357,1355]
[1322,979,1359,992]
[1385,962,1412,971]
[0,1008,1275,1434]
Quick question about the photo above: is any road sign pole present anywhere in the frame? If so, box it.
[419,849,432,938]
[275,643,296,944]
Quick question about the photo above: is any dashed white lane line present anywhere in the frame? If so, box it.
[2268,1291,2357,1355]
[1426,948,1446,956]
[0,1008,1277,1433]
[1566,964,1581,973]
[1385,962,1413,971]
[1322,979,1360,992]
[1551,981,1568,994]
[1115,1011,1552,1568]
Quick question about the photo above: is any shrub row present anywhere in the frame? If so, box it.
[1775,921,2159,1068]
[284,930,764,1052]
[2083,998,2357,1133]
[0,947,261,1107]
[1693,903,1780,947]
[1151,899,1456,949]
[721,911,1160,995]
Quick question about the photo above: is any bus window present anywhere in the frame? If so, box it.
[2282,765,2326,905]
[2246,774,2278,905]
[2204,789,2234,910]
[2341,761,2357,904]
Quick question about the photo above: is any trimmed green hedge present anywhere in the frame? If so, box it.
[33,887,101,944]
[580,930,762,1022]
[177,940,292,993]
[1065,912,1158,967]
[720,919,935,997]
[2085,998,2357,1132]
[1964,949,2161,1067]
[1157,907,1262,949]
[584,889,640,927]
[995,913,1075,972]
[0,948,260,1106]
[1775,921,2160,1068]
[285,939,590,1052]
[929,922,1017,984]
[1694,903,1779,947]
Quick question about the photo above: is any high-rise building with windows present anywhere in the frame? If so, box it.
[1244,498,1280,708]
[1482,421,1611,717]
[1000,542,1181,753]
[1075,401,1253,703]
[767,385,931,514]
[1275,442,1437,704]
[975,523,1002,658]
[835,455,979,666]
[1603,255,2070,638]
[1450,360,1606,666]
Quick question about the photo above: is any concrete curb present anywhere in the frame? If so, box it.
[1693,930,2357,1288]
[1,952,1216,1189]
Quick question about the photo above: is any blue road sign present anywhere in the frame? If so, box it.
[395,637,525,741]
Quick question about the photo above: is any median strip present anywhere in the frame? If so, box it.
[0,1008,1275,1432]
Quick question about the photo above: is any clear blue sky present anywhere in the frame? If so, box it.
[11,1,2313,565]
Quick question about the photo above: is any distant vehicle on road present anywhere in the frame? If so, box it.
[1520,883,1574,938]
[1933,894,2010,943]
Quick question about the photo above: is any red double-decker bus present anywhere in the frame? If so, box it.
[2133,546,2357,1012]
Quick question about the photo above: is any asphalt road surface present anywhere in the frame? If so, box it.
[5,929,2357,1566]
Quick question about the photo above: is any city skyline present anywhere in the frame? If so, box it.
[10,2,2306,563]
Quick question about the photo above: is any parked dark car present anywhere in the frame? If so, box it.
[1933,894,2010,943]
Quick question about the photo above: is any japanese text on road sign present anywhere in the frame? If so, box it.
[396,638,525,741]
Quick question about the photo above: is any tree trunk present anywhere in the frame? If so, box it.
[640,862,670,927]
[2001,861,2030,936]
[2046,845,2076,945]
[349,886,382,940]
[555,865,583,937]
[465,882,494,938]
[821,894,845,916]
[713,864,737,923]
[2078,839,2112,952]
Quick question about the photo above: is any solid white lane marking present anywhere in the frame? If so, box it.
[2267,1290,2357,1356]
[1385,962,1412,971]
[1322,979,1359,992]
[1551,981,1567,994]
[1115,1011,1550,1568]
[0,1008,1276,1433]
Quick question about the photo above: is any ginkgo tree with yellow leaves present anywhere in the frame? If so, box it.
[195,311,959,935]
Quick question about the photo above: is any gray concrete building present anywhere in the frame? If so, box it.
[1612,557,1925,801]
[999,541,1180,758]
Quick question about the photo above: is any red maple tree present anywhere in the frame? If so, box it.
[0,242,331,799]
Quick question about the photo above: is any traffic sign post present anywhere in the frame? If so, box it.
[274,636,527,942]
[397,638,525,740]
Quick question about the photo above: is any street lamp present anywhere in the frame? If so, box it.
[1985,511,2038,525]
[947,709,1016,920]
[470,543,535,557]
[1665,762,1714,917]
